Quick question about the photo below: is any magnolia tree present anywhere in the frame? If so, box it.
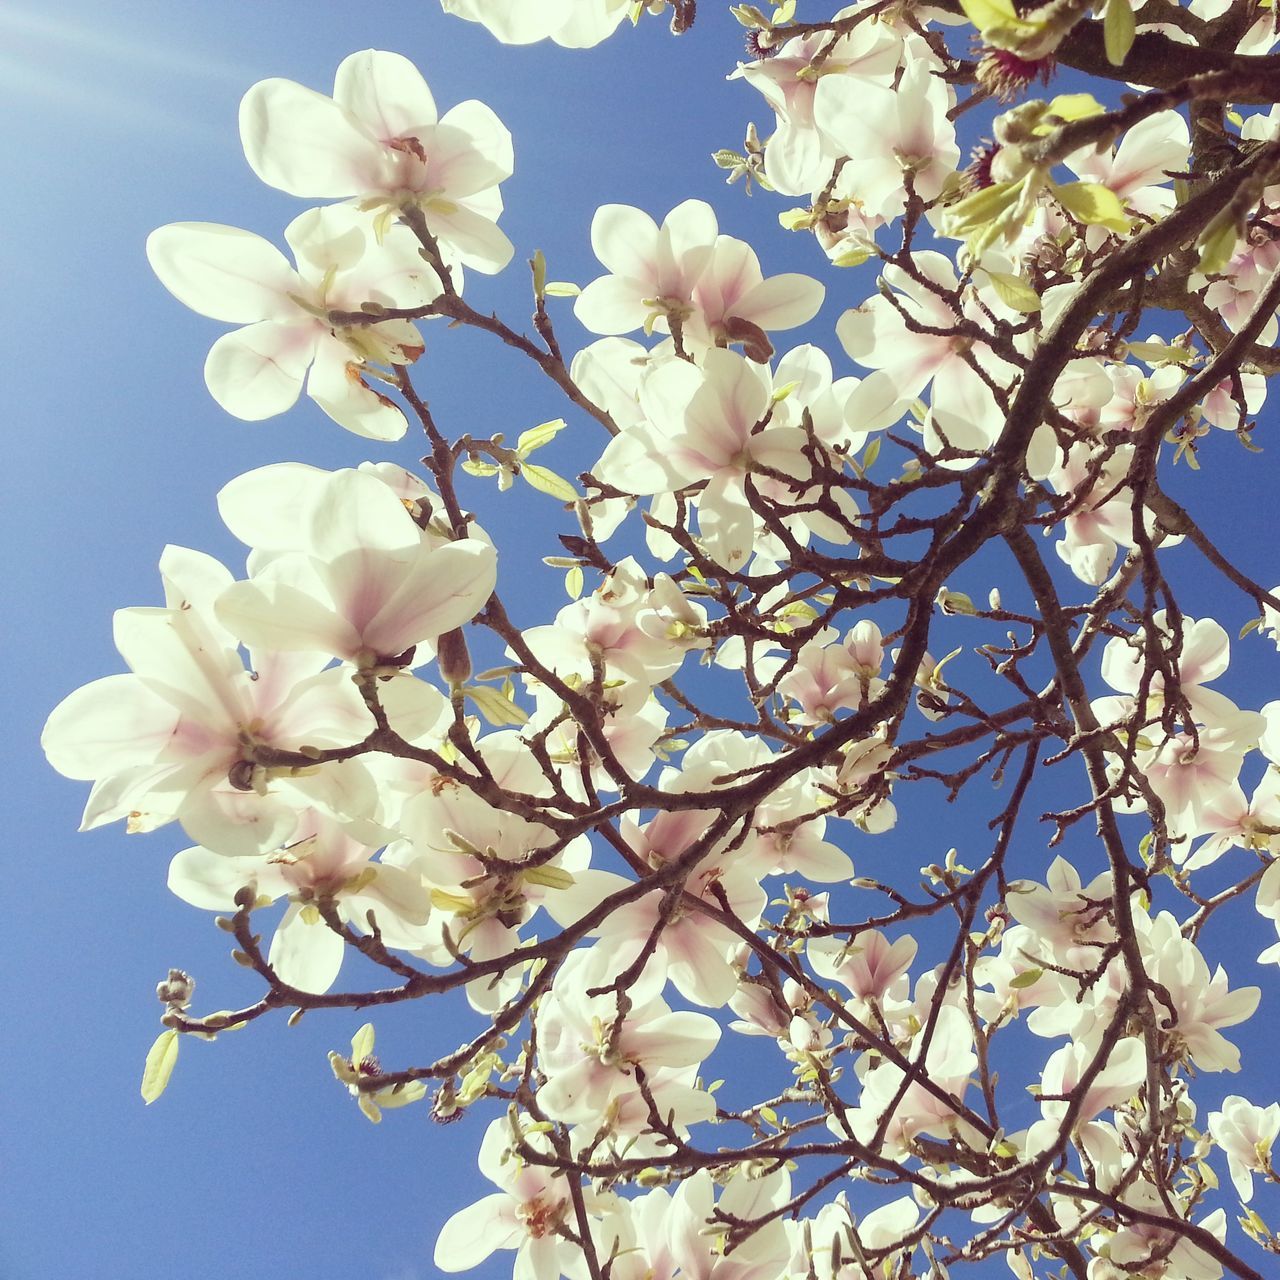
[41,0,1280,1277]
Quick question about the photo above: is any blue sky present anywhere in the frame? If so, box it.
[7,3,1280,1278]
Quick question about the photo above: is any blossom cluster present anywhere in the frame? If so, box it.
[44,6,1280,1280]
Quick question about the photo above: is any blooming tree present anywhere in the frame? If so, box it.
[42,4,1280,1279]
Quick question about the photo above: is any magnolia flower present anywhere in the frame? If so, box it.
[535,948,719,1131]
[168,811,430,993]
[434,1119,592,1279]
[575,200,823,356]
[1208,1095,1280,1202]
[593,348,827,570]
[814,56,960,220]
[240,49,514,272]
[215,468,497,667]
[148,206,441,437]
[42,546,377,856]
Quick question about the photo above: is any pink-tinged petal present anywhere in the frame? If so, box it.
[377,673,448,744]
[168,845,273,911]
[434,1195,521,1271]
[628,1010,720,1068]
[217,464,329,552]
[1181,617,1230,685]
[665,917,742,1007]
[266,666,375,747]
[203,320,316,421]
[147,223,301,325]
[333,49,437,140]
[216,577,360,658]
[590,204,660,280]
[764,115,829,197]
[662,198,719,264]
[363,539,497,655]
[736,272,825,331]
[112,607,246,729]
[268,903,345,993]
[593,424,697,494]
[310,469,421,560]
[424,201,514,273]
[441,0,569,43]
[554,2,630,45]
[697,471,754,573]
[434,101,515,193]
[43,674,180,780]
[240,78,386,198]
[355,864,433,939]
[305,337,408,441]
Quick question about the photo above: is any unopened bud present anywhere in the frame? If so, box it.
[156,969,194,1007]
[436,628,472,689]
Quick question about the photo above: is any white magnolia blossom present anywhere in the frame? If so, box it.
[240,49,515,272]
[147,206,442,437]
[42,13,1280,1280]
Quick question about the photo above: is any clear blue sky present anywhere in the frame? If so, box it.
[6,3,1280,1278]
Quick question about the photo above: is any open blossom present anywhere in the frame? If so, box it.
[214,468,497,666]
[240,49,514,272]
[593,348,850,570]
[814,55,959,221]
[168,811,431,993]
[575,199,823,357]
[535,948,719,1132]
[1208,1095,1280,1201]
[148,205,442,438]
[42,545,378,856]
[435,1119,594,1279]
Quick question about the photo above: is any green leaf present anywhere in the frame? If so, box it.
[564,564,584,600]
[141,1029,179,1104]
[1124,340,1194,365]
[517,417,568,456]
[460,458,500,478]
[523,864,576,890]
[465,684,530,726]
[1009,968,1043,989]
[939,179,1024,240]
[1196,215,1242,275]
[530,249,547,299]
[521,463,579,502]
[1103,0,1135,65]
[543,281,580,297]
[1053,181,1130,232]
[984,270,1042,313]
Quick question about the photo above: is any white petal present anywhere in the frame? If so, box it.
[240,77,386,198]
[333,49,437,139]
[43,674,179,780]
[203,321,316,421]
[269,902,345,993]
[147,223,301,324]
[216,576,359,658]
